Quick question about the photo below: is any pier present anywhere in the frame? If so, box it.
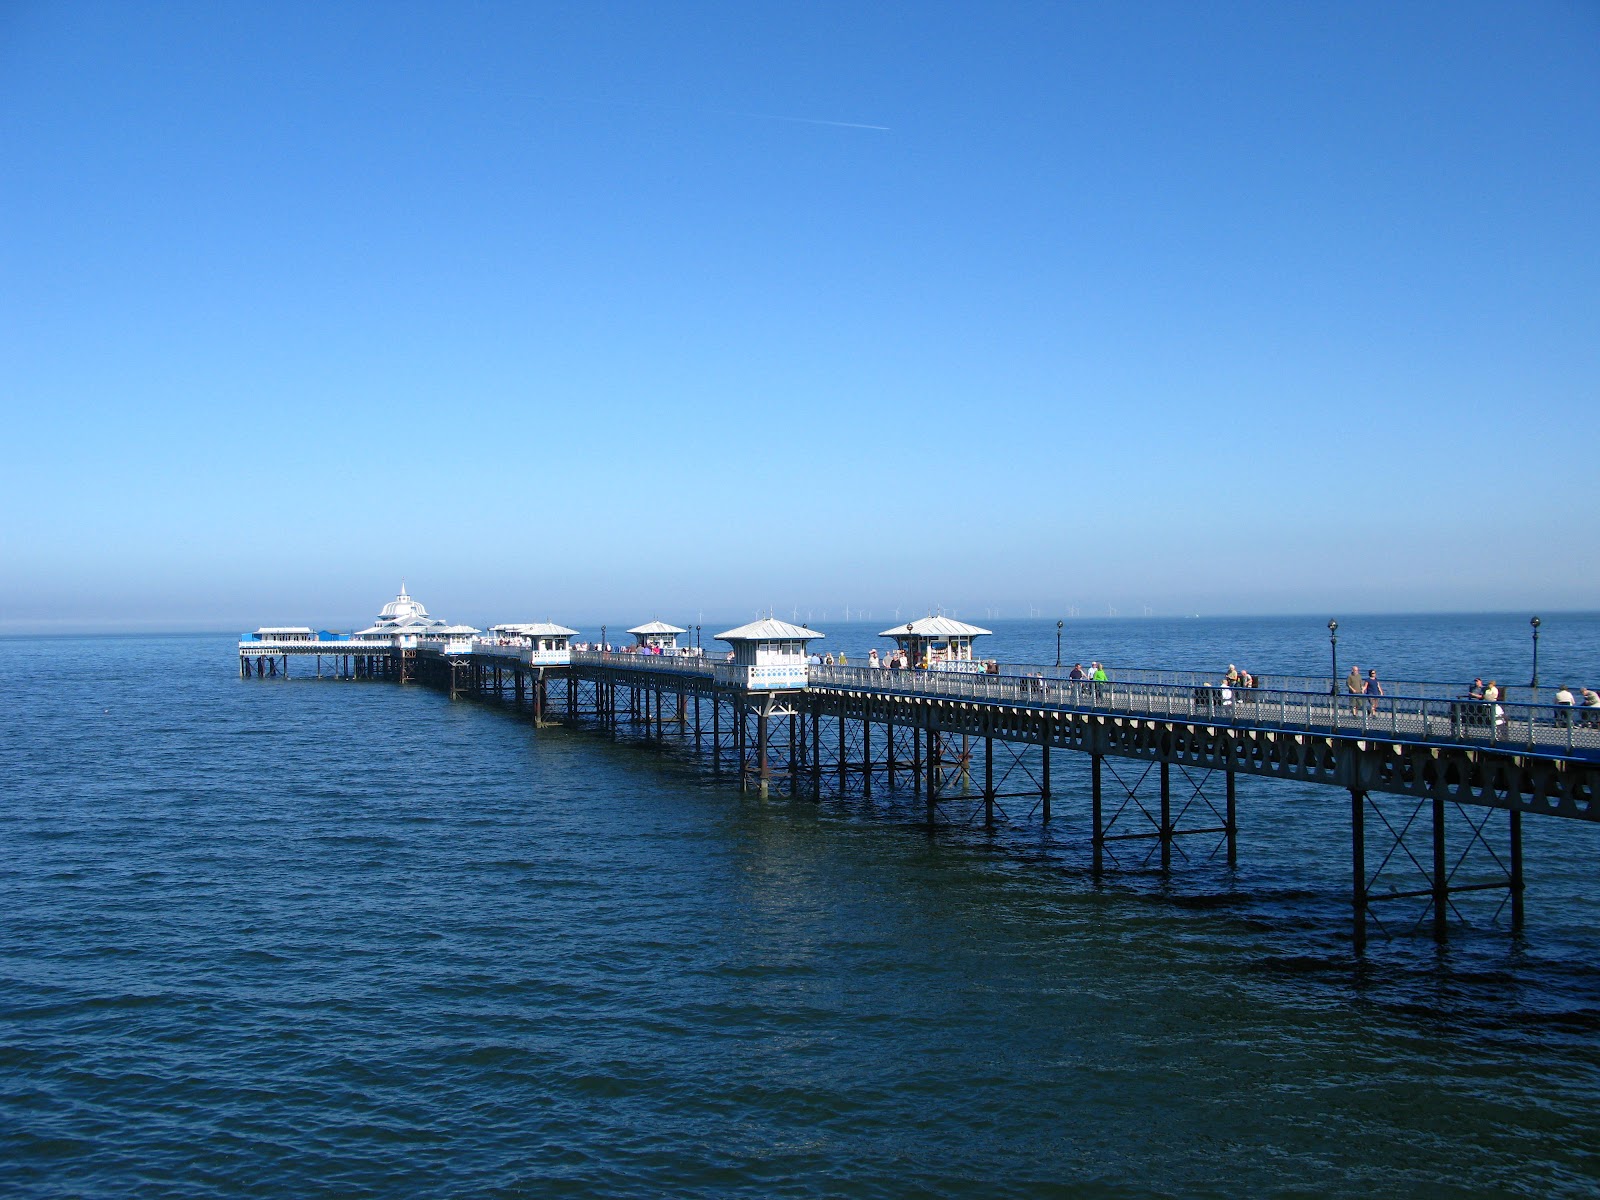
[241,591,1599,952]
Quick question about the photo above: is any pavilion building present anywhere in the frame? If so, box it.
[880,616,994,673]
[714,618,824,690]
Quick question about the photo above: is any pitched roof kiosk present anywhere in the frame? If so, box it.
[714,618,823,690]
[487,622,579,665]
[881,615,994,673]
[627,620,687,652]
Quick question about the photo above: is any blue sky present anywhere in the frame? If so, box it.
[2,1,1596,632]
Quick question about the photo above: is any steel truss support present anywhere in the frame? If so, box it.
[1094,752,1234,871]
[1351,787,1525,949]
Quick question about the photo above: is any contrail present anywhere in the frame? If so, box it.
[577,96,889,132]
[733,110,890,132]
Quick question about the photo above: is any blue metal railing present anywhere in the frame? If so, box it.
[806,665,1600,759]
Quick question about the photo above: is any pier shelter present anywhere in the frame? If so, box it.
[628,620,687,653]
[714,619,822,690]
[882,616,994,672]
[250,626,316,643]
[420,625,481,655]
[486,622,578,665]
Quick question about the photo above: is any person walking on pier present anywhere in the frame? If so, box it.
[1366,668,1384,716]
[1346,665,1365,715]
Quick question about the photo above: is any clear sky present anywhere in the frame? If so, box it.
[2,1,1596,632]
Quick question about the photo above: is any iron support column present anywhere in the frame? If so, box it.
[1352,787,1367,954]
[1432,791,1448,941]
[1159,759,1172,871]
[1509,809,1525,931]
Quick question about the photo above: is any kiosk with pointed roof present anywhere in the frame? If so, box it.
[487,622,580,665]
[421,624,483,655]
[627,620,687,653]
[881,615,994,673]
[714,618,823,690]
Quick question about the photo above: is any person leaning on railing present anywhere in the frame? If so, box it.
[1554,686,1575,728]
[1582,688,1600,727]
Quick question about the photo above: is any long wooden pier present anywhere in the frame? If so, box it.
[240,630,1599,951]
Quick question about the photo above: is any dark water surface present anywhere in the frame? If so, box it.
[4,618,1599,1197]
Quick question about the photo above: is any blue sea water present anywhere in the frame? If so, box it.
[3,615,1599,1198]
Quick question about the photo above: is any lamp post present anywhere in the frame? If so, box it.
[907,622,915,670]
[1056,619,1063,668]
[601,624,607,654]
[696,624,702,652]
[1328,619,1339,695]
[1530,616,1541,689]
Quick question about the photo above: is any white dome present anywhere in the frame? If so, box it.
[370,583,446,631]
[378,584,429,621]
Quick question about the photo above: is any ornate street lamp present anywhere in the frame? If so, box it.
[1530,616,1541,689]
[1328,619,1339,695]
[601,624,607,654]
[1056,619,1063,668]
[696,623,702,651]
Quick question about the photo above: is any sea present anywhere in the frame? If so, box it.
[3,613,1598,1198]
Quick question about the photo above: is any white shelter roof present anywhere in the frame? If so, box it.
[378,584,430,622]
[879,616,993,638]
[716,618,823,643]
[493,622,579,637]
[434,625,481,635]
[255,626,313,635]
[628,620,687,635]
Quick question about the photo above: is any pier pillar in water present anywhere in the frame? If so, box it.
[838,708,848,793]
[1159,759,1172,871]
[1510,810,1525,931]
[1432,793,1448,942]
[1351,786,1368,954]
[862,699,872,798]
[1226,767,1237,868]
[983,734,995,828]
[756,694,772,796]
[1041,739,1052,824]
[1091,753,1103,873]
[913,724,923,799]
[886,707,897,788]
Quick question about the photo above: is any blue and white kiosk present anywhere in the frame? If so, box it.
[485,622,579,666]
[881,616,994,673]
[714,618,823,690]
[627,620,688,653]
